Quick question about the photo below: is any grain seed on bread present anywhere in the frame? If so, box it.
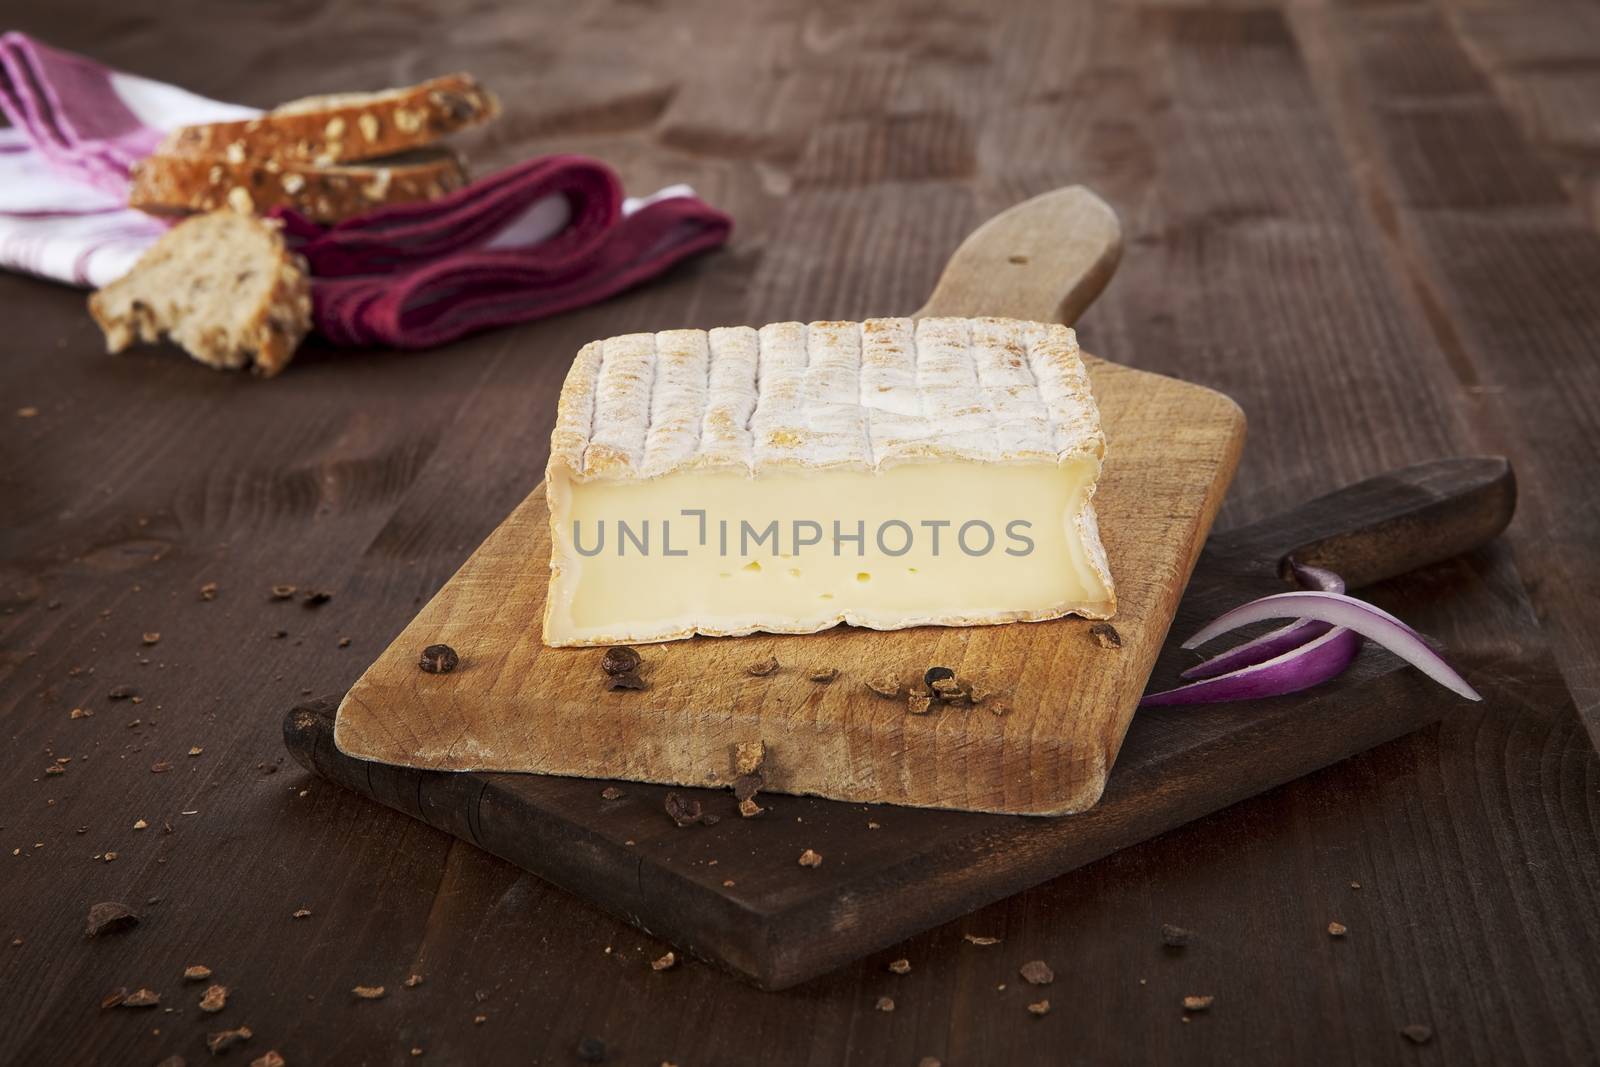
[158,73,498,167]
[130,146,467,223]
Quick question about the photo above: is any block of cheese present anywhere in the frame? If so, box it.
[543,317,1115,646]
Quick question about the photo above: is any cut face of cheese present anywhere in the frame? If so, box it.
[543,317,1115,646]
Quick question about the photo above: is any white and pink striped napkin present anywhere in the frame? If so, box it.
[0,32,734,353]
[0,33,696,292]
[0,32,256,287]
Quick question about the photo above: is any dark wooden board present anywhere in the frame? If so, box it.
[285,457,1515,988]
[6,0,1600,1063]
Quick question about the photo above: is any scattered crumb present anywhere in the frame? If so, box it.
[600,786,623,801]
[121,988,161,1008]
[963,934,1001,946]
[722,880,735,888]
[907,693,932,715]
[867,821,881,830]
[301,590,332,607]
[747,656,779,677]
[1027,999,1050,1016]
[738,797,763,818]
[338,637,351,648]
[207,1026,252,1054]
[651,952,677,972]
[187,746,203,758]
[270,585,297,600]
[798,849,823,868]
[1401,1024,1433,1045]
[809,666,839,683]
[1089,622,1121,648]
[251,1052,286,1067]
[352,985,386,1000]
[1020,960,1054,985]
[664,792,704,827]
[1350,881,1362,890]
[1161,924,1192,948]
[70,707,92,719]
[1182,995,1214,1012]
[199,582,218,601]
[1328,921,1348,937]
[875,996,895,1013]
[404,974,424,988]
[184,965,212,981]
[142,632,161,646]
[291,908,312,920]
[606,670,647,691]
[919,1058,942,1067]
[734,740,767,776]
[151,761,173,774]
[133,819,148,831]
[85,901,138,937]
[199,984,228,1013]
[16,406,38,417]
[887,959,911,975]
[866,673,901,698]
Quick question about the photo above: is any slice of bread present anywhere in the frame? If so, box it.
[158,73,499,166]
[129,146,468,222]
[88,212,313,377]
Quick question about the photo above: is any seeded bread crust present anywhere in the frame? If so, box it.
[157,73,499,166]
[129,147,468,222]
[88,213,313,378]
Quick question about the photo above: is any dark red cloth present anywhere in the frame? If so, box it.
[273,155,732,349]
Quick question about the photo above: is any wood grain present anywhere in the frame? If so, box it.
[3,0,1599,1063]
[294,458,1517,989]
[915,186,1123,322]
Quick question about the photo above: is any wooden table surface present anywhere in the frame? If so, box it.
[4,1,1599,1064]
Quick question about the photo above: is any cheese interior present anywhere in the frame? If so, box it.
[544,459,1110,645]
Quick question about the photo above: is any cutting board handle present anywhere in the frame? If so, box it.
[1212,456,1517,589]
[913,186,1122,324]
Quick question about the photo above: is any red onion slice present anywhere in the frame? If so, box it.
[1182,591,1481,701]
[1141,626,1361,707]
[1181,562,1345,680]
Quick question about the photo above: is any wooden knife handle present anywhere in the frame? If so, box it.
[912,186,1122,324]
[1210,456,1517,589]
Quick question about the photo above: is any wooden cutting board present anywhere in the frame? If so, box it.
[331,187,1249,815]
[287,455,1517,989]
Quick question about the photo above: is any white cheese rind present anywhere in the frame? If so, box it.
[544,317,1115,646]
